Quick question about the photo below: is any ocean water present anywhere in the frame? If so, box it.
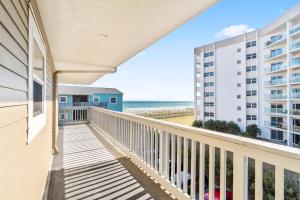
[123,101,194,113]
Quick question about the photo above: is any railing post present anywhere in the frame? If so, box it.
[220,148,227,200]
[190,140,196,198]
[183,137,188,193]
[209,145,215,200]
[129,121,132,151]
[255,160,263,200]
[159,129,164,175]
[233,153,248,200]
[199,143,205,200]
[275,166,284,200]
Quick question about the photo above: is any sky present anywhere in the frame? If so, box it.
[92,0,300,101]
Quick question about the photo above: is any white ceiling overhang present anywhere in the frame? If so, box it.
[36,0,217,84]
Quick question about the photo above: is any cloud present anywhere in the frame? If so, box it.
[215,24,255,39]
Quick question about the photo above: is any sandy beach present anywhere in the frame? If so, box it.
[130,108,194,126]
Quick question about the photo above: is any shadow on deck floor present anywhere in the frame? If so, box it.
[46,124,172,200]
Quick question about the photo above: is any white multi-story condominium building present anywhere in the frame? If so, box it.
[194,4,300,147]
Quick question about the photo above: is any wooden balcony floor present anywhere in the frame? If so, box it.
[47,124,172,200]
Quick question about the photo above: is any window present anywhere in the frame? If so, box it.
[247,78,257,84]
[204,72,214,77]
[237,71,241,76]
[237,106,241,111]
[246,66,257,72]
[252,78,257,83]
[59,96,67,103]
[59,113,67,120]
[204,102,214,106]
[271,130,283,141]
[252,103,257,108]
[237,48,241,53]
[237,83,241,87]
[237,60,241,64]
[204,112,214,117]
[247,90,257,96]
[237,118,242,122]
[247,115,257,121]
[204,62,214,67]
[246,41,256,48]
[204,82,214,87]
[204,51,214,57]
[93,96,100,102]
[246,53,257,60]
[237,95,241,99]
[246,103,257,108]
[204,92,214,97]
[247,115,251,120]
[110,97,117,104]
[28,11,47,143]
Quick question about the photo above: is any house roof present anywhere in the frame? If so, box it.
[58,85,123,95]
[35,0,218,84]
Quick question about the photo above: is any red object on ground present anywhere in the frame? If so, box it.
[204,188,233,200]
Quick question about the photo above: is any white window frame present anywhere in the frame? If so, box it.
[110,97,117,104]
[93,96,100,102]
[59,113,67,120]
[27,9,47,144]
[59,96,67,103]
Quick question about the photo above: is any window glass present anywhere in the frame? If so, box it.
[33,40,44,117]
[111,97,117,103]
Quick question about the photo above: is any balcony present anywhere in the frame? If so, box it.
[264,49,286,61]
[264,79,287,87]
[47,106,300,200]
[291,41,300,53]
[265,121,288,130]
[291,109,300,116]
[290,76,300,84]
[264,34,286,48]
[59,102,108,108]
[290,24,300,37]
[265,93,287,100]
[265,108,287,115]
[264,63,287,74]
[291,93,300,99]
[291,58,300,69]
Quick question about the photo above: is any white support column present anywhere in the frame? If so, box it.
[255,160,263,200]
[191,140,196,198]
[275,166,284,200]
[209,145,215,200]
[220,148,227,200]
[233,153,248,200]
[199,143,205,200]
[286,20,293,147]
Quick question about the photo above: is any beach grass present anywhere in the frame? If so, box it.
[161,115,194,126]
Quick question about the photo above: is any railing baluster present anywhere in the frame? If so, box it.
[209,145,215,200]
[220,148,227,200]
[183,137,188,193]
[171,134,176,184]
[165,132,170,180]
[191,140,196,198]
[199,143,205,200]
[155,129,159,171]
[177,136,182,189]
[159,130,164,175]
[275,166,284,200]
[233,153,248,200]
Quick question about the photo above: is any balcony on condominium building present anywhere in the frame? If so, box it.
[264,62,287,74]
[290,23,300,37]
[264,78,287,86]
[265,107,288,115]
[265,93,287,100]
[292,92,300,99]
[265,120,288,130]
[265,48,286,61]
[264,34,286,48]
[291,41,300,53]
[291,57,300,69]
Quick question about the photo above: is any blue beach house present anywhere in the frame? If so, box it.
[58,85,123,124]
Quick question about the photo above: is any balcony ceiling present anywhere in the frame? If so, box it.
[36,0,217,84]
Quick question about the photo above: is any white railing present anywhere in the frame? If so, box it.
[89,107,300,200]
[58,106,89,125]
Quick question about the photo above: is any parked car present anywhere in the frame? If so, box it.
[204,188,233,200]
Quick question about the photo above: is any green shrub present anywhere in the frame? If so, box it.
[192,120,203,128]
[242,124,261,138]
